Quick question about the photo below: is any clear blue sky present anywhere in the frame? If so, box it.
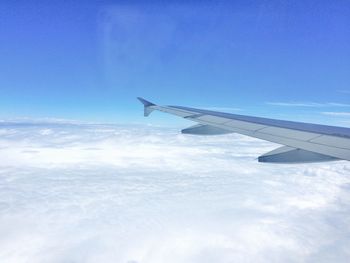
[1,0,349,126]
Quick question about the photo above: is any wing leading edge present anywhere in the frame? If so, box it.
[137,98,350,163]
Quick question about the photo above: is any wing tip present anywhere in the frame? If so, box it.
[137,97,156,117]
[137,97,155,107]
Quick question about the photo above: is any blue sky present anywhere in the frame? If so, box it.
[1,0,349,126]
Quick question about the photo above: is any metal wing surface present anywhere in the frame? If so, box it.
[138,98,350,163]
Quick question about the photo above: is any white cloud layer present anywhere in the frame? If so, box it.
[0,121,350,263]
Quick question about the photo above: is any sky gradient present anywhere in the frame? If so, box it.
[1,3,350,261]
[1,1,349,126]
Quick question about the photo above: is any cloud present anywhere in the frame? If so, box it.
[0,121,350,263]
[266,102,350,107]
[338,90,350,94]
[322,112,350,117]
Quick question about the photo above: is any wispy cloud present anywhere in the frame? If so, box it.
[266,102,350,107]
[338,90,350,94]
[322,112,350,117]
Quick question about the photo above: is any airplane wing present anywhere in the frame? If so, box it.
[137,97,350,163]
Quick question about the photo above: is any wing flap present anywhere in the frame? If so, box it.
[310,135,350,149]
[196,115,232,124]
[225,119,267,131]
[258,127,320,141]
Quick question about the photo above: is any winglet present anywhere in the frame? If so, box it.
[137,97,156,117]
